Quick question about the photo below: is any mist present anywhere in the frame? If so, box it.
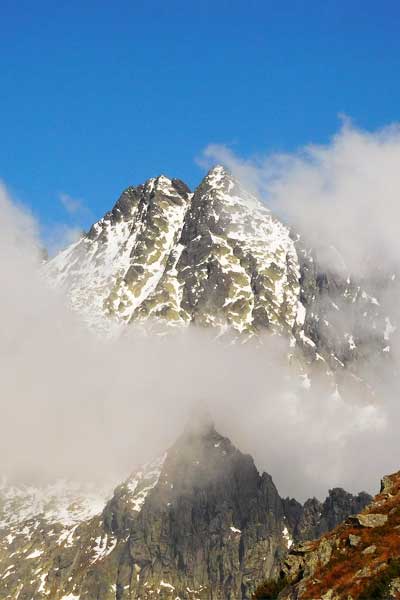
[2,121,400,502]
[203,120,400,278]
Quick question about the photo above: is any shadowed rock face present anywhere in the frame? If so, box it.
[284,488,373,543]
[102,425,289,599]
[0,425,371,600]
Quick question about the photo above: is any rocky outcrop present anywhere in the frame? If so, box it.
[103,424,291,599]
[47,175,192,329]
[0,424,371,600]
[47,166,305,338]
[267,471,400,600]
[348,513,388,528]
[283,487,372,544]
[45,166,396,395]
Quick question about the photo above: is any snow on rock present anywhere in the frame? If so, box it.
[46,166,305,338]
[344,333,356,350]
[137,165,304,336]
[184,165,301,333]
[56,524,79,547]
[384,316,396,341]
[160,580,175,590]
[0,479,112,529]
[38,573,47,593]
[26,549,43,559]
[0,477,114,593]
[230,526,242,534]
[282,526,293,549]
[46,177,191,332]
[90,533,117,564]
[124,454,167,513]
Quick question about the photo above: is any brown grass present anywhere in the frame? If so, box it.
[302,472,400,599]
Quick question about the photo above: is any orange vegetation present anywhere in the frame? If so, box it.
[303,471,400,599]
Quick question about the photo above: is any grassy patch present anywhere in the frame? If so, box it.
[357,558,400,599]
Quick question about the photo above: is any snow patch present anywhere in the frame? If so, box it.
[282,526,293,549]
[384,317,396,341]
[230,526,241,534]
[27,549,43,558]
[125,454,167,513]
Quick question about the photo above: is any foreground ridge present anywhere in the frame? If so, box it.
[263,471,400,600]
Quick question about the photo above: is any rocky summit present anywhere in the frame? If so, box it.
[47,166,303,338]
[46,166,395,383]
[0,424,370,600]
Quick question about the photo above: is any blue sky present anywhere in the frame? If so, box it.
[2,0,400,241]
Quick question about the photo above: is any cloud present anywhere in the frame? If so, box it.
[203,120,400,277]
[199,122,400,496]
[44,223,83,257]
[38,192,92,256]
[1,130,400,502]
[59,192,89,218]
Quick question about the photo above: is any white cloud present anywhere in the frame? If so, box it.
[44,223,83,256]
[1,133,400,502]
[203,120,400,276]
[59,192,87,217]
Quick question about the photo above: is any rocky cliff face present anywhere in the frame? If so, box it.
[265,471,400,600]
[46,166,396,388]
[47,166,305,338]
[0,425,370,600]
[47,175,192,330]
[297,244,397,378]
[283,488,372,544]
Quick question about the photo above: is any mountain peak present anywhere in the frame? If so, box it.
[47,164,305,335]
[144,174,191,197]
[204,163,234,189]
[181,407,216,438]
[0,424,373,600]
[207,163,230,176]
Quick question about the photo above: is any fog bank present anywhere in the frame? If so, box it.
[2,125,400,501]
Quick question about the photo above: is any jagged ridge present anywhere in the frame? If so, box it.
[47,166,306,338]
[46,166,396,388]
[271,471,400,600]
[0,425,371,600]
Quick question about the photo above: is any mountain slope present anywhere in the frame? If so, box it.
[267,471,400,600]
[297,244,397,377]
[0,425,370,600]
[46,165,396,388]
[47,166,305,338]
[47,176,192,330]
[136,165,303,335]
